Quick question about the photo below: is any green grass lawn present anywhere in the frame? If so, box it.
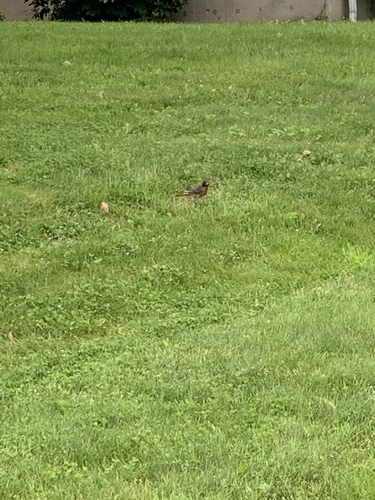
[1,19,375,498]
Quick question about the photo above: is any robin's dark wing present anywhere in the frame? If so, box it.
[176,183,204,197]
[187,184,205,196]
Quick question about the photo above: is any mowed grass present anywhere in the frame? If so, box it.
[1,20,375,498]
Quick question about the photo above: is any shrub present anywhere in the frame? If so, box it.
[25,0,187,21]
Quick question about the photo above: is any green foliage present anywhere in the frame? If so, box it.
[25,0,186,21]
[2,20,375,499]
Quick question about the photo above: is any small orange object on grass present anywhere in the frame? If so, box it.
[100,201,110,214]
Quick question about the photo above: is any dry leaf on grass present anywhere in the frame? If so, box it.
[100,201,110,213]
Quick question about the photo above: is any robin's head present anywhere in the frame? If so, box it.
[202,180,209,187]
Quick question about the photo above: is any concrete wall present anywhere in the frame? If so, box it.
[0,0,33,20]
[358,0,375,18]
[0,0,373,21]
[172,0,374,22]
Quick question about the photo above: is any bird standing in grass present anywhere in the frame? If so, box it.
[176,180,209,200]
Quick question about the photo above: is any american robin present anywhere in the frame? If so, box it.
[176,180,209,200]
